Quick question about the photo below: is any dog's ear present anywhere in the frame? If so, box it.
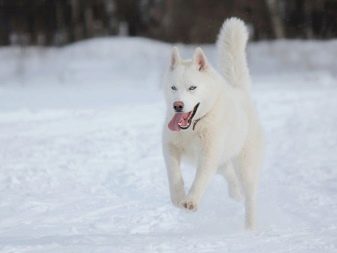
[193,47,208,71]
[170,47,181,70]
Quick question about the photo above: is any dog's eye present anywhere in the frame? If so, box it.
[171,86,177,91]
[189,86,197,91]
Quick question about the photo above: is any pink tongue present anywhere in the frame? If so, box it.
[168,112,190,131]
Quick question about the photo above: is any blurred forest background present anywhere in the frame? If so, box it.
[0,0,336,46]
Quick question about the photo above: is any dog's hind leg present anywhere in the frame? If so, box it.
[219,161,243,201]
[237,139,263,230]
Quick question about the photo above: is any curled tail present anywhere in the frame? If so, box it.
[216,17,251,91]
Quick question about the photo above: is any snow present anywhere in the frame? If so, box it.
[0,38,337,252]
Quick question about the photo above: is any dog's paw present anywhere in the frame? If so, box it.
[179,197,198,212]
[171,192,186,208]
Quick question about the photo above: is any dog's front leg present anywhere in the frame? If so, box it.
[164,143,185,207]
[180,133,221,211]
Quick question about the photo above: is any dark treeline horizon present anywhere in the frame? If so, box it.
[0,0,336,46]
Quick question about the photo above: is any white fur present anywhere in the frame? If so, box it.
[162,17,264,229]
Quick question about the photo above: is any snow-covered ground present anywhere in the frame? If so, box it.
[0,38,336,252]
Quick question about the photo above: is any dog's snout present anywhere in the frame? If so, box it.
[173,101,184,112]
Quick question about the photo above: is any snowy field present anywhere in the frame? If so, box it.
[0,38,337,252]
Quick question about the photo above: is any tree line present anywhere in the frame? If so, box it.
[0,0,336,46]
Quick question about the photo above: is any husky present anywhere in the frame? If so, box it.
[162,17,264,229]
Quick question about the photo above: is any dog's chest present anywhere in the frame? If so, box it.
[176,132,202,161]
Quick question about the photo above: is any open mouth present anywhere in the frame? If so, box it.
[168,103,200,131]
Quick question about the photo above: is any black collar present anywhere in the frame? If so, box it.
[192,116,204,131]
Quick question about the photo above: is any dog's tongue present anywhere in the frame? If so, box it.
[168,112,190,131]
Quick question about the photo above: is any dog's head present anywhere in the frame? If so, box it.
[164,47,219,132]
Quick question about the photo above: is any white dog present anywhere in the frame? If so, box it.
[162,17,264,229]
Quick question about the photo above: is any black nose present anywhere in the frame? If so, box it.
[173,101,184,112]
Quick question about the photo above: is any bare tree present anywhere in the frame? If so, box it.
[265,0,285,38]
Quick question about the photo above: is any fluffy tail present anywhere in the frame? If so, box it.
[216,17,251,91]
